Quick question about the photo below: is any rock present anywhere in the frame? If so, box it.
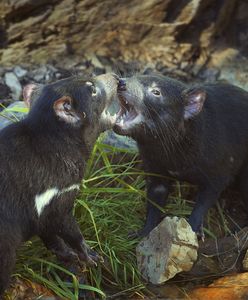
[4,72,22,100]
[188,273,248,300]
[198,68,220,83]
[0,67,5,77]
[26,65,60,83]
[208,49,248,91]
[102,130,137,151]
[31,65,48,82]
[85,54,105,72]
[136,216,198,284]
[243,249,248,271]
[218,55,248,91]
[14,65,28,78]
[0,0,247,71]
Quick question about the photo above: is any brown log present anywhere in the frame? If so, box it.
[0,0,246,67]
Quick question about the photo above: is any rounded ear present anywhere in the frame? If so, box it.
[23,83,39,108]
[182,88,206,120]
[53,96,81,125]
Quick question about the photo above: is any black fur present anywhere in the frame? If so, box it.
[114,73,248,238]
[0,74,117,296]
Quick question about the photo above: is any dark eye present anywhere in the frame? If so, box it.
[85,81,97,96]
[151,89,161,96]
[91,85,97,95]
[63,101,71,113]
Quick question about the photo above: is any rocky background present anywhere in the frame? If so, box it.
[0,0,248,100]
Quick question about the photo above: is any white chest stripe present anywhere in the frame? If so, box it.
[35,184,80,216]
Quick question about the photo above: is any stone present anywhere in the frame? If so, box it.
[242,249,248,271]
[14,65,28,78]
[0,67,5,77]
[31,65,48,82]
[218,56,248,91]
[199,68,220,82]
[85,54,105,71]
[136,216,198,284]
[206,48,248,91]
[103,131,137,151]
[0,0,246,71]
[4,72,22,100]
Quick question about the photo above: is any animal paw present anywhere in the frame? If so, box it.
[128,227,152,239]
[53,248,79,264]
[77,244,103,267]
[196,223,205,242]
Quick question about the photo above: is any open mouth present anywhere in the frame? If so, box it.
[115,93,142,130]
[101,104,118,128]
[101,109,117,124]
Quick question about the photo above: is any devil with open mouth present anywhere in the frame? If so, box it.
[114,73,248,240]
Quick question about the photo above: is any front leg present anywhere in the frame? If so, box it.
[131,177,170,238]
[39,234,79,264]
[57,215,102,266]
[189,185,223,238]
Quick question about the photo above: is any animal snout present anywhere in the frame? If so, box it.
[118,78,126,91]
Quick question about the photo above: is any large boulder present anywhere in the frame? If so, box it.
[0,0,247,72]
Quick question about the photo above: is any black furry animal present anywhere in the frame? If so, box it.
[114,74,248,238]
[0,73,118,296]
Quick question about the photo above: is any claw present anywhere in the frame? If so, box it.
[128,230,140,239]
[196,223,205,242]
[53,248,79,264]
[128,227,151,239]
[77,246,103,267]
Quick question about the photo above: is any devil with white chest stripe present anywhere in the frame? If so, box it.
[0,73,118,297]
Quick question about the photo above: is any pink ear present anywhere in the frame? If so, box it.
[183,88,206,119]
[53,96,81,125]
[23,84,38,108]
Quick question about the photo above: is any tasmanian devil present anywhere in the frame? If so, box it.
[0,73,118,296]
[114,73,248,239]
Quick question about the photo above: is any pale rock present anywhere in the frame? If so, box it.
[0,0,246,68]
[32,66,48,82]
[85,54,105,70]
[4,72,22,100]
[136,216,198,284]
[14,66,28,78]
[242,249,248,271]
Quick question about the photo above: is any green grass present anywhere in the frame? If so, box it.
[7,133,232,299]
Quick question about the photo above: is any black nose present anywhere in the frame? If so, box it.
[118,78,126,91]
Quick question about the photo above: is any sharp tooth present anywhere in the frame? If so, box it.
[125,101,128,104]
